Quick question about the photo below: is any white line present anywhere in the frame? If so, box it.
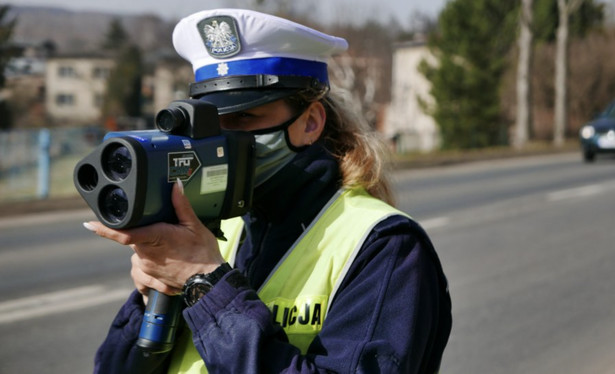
[421,216,450,230]
[547,184,604,202]
[0,285,132,325]
[0,285,103,313]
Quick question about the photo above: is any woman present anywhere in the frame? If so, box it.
[87,8,451,373]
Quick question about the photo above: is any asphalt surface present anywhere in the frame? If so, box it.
[1,150,614,373]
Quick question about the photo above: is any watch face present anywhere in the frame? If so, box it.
[183,264,232,307]
[186,282,213,306]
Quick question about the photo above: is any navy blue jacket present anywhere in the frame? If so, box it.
[94,144,452,373]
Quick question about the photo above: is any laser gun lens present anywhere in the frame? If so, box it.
[156,108,186,133]
[103,144,132,181]
[100,186,128,224]
[76,164,98,191]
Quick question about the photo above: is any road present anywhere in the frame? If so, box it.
[1,152,614,373]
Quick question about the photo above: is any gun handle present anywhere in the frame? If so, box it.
[136,289,183,354]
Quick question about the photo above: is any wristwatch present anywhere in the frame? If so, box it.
[182,263,233,307]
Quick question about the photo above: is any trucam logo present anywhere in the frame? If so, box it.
[168,151,202,182]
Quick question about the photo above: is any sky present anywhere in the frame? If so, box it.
[6,0,448,25]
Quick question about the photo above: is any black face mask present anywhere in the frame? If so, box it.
[249,112,306,187]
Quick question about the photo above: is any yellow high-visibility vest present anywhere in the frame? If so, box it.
[167,188,407,373]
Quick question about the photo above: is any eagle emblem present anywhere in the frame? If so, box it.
[198,16,241,58]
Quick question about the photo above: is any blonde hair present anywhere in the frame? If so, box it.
[288,87,395,206]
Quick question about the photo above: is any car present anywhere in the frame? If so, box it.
[579,101,615,162]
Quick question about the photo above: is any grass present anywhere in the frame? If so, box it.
[392,140,580,169]
[0,155,83,203]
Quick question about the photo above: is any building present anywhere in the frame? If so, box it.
[384,41,440,153]
[152,58,193,114]
[45,55,114,125]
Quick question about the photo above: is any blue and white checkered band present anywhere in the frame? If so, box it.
[197,16,241,58]
[195,57,330,83]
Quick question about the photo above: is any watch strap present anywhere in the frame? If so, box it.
[204,262,233,286]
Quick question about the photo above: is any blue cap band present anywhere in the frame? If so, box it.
[195,57,329,84]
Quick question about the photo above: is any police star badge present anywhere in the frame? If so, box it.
[197,16,241,59]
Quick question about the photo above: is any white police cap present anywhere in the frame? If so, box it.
[172,8,348,114]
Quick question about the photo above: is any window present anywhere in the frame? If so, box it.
[58,66,76,78]
[93,67,110,79]
[56,94,75,106]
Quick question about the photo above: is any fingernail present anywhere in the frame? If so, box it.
[176,178,184,195]
[83,222,96,232]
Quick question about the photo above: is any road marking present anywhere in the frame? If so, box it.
[0,285,132,325]
[547,184,604,202]
[421,216,450,230]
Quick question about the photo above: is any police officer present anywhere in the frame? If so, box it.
[87,8,451,373]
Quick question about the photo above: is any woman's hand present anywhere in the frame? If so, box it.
[83,180,225,297]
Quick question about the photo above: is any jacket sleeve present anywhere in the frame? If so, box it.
[94,290,173,374]
[182,215,452,373]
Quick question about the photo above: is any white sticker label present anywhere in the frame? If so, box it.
[200,164,228,194]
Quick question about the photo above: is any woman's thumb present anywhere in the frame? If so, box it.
[171,178,199,225]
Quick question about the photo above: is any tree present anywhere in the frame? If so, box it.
[514,0,534,149]
[104,45,143,118]
[534,0,604,42]
[100,19,143,122]
[420,0,519,149]
[0,5,17,130]
[553,0,584,146]
[329,20,396,127]
[101,18,130,51]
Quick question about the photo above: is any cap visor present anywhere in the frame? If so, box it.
[198,89,299,115]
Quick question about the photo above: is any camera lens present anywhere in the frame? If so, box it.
[156,107,186,133]
[76,164,98,191]
[103,144,132,181]
[100,186,128,224]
